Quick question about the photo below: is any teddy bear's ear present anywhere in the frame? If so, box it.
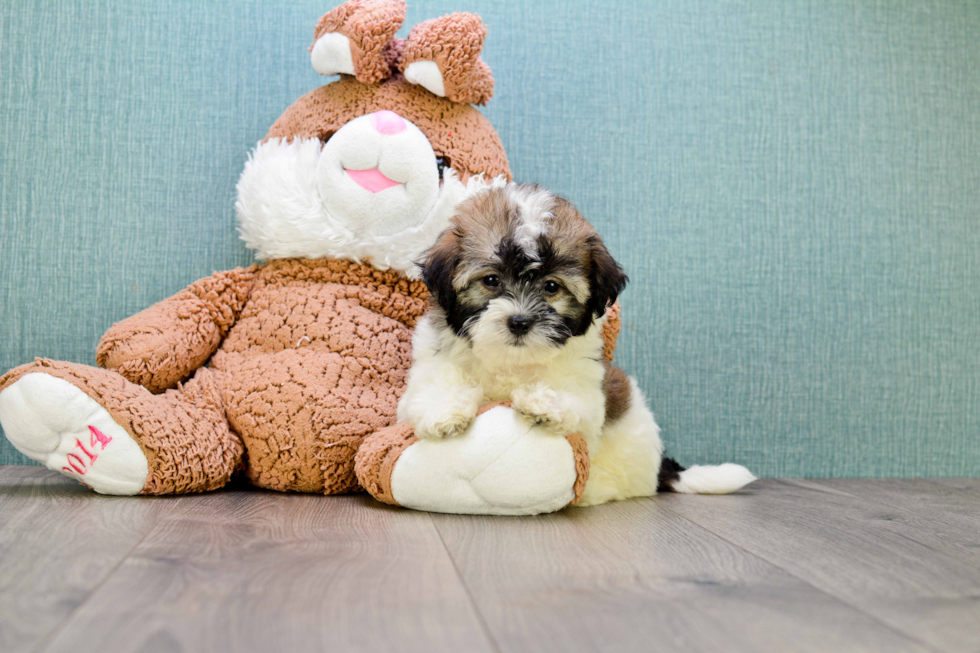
[398,13,495,106]
[310,0,406,84]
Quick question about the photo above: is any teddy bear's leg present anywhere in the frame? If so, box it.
[399,13,495,105]
[355,403,589,515]
[0,360,243,495]
[310,0,406,83]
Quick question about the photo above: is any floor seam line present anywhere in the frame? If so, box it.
[32,504,163,653]
[428,514,503,653]
[647,495,945,653]
[786,478,970,522]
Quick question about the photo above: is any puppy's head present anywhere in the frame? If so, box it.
[421,183,628,357]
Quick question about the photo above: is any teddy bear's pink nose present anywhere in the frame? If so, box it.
[371,110,406,135]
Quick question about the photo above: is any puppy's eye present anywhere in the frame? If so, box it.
[482,275,501,288]
[543,280,561,295]
[435,156,448,178]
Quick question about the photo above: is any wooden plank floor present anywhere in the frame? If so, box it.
[1,467,977,653]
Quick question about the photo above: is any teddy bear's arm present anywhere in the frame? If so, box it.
[95,267,258,393]
[601,302,622,363]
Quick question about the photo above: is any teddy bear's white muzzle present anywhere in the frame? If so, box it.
[316,111,441,238]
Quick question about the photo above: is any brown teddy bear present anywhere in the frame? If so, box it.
[0,0,617,513]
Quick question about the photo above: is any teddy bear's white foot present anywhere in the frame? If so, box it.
[389,405,583,515]
[0,373,148,495]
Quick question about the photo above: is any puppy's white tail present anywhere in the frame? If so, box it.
[659,458,756,495]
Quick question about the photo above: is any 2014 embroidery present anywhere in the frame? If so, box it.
[62,426,113,476]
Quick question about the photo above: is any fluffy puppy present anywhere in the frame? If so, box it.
[398,183,755,506]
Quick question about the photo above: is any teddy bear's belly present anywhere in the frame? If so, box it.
[207,282,416,494]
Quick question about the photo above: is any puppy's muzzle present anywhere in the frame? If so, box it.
[507,315,534,336]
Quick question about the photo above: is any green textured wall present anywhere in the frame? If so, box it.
[1,0,978,476]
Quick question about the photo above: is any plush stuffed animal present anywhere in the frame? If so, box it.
[0,0,610,514]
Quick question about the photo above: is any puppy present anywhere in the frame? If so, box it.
[398,183,755,506]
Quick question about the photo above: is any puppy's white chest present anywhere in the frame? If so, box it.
[480,367,548,401]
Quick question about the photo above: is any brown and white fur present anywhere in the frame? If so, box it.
[398,183,755,506]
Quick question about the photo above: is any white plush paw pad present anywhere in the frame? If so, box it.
[391,406,579,515]
[0,373,148,495]
[511,385,578,434]
[311,32,355,76]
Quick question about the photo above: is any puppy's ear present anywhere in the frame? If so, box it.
[420,227,462,314]
[586,235,629,319]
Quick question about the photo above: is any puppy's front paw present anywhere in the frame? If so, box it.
[413,409,475,440]
[511,385,580,435]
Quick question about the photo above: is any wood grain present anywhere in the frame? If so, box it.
[0,467,174,652]
[38,489,494,653]
[810,478,980,528]
[657,479,980,653]
[5,468,979,653]
[430,497,931,653]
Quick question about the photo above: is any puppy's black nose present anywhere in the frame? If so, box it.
[507,315,534,336]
